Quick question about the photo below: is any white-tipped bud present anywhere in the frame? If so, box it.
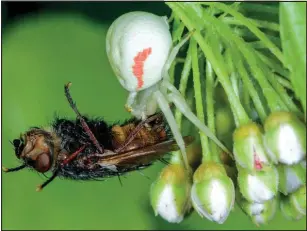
[150,164,192,223]
[263,112,306,165]
[278,162,306,195]
[191,162,235,224]
[237,188,278,226]
[233,122,270,172]
[237,166,279,203]
[289,186,306,215]
[280,193,305,221]
[251,197,278,226]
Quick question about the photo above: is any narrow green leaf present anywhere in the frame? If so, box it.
[280,2,306,116]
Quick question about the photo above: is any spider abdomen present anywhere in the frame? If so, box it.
[106,11,173,92]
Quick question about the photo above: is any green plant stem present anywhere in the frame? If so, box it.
[276,76,293,90]
[227,48,268,122]
[242,81,251,116]
[168,43,182,165]
[222,17,280,32]
[191,38,211,162]
[202,2,285,65]
[248,41,280,50]
[256,51,289,79]
[205,60,220,163]
[233,28,281,47]
[172,42,192,165]
[238,3,279,15]
[169,62,176,86]
[225,48,267,122]
[267,72,304,117]
[217,2,241,19]
[167,2,250,126]
[172,15,185,43]
[195,7,288,112]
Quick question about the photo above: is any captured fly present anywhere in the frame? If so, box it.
[3,83,194,191]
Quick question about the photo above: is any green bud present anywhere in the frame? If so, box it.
[250,196,278,226]
[237,165,278,203]
[289,186,306,215]
[280,194,304,221]
[236,188,278,225]
[150,164,192,223]
[263,111,306,165]
[278,162,306,195]
[191,162,235,224]
[233,122,270,172]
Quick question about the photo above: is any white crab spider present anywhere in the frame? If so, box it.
[106,11,228,167]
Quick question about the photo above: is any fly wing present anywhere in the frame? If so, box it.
[97,136,194,168]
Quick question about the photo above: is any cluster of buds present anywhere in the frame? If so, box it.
[233,111,306,225]
[263,112,306,221]
[150,111,306,225]
[233,121,279,225]
[150,159,236,224]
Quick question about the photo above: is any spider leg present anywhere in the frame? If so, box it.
[164,81,230,154]
[153,90,189,169]
[162,30,195,82]
[125,91,138,112]
[160,30,195,97]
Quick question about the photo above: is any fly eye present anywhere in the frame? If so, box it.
[13,139,21,147]
[35,153,51,173]
[13,139,24,158]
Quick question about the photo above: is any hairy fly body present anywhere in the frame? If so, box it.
[3,83,193,191]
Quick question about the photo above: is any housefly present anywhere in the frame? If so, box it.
[2,83,194,191]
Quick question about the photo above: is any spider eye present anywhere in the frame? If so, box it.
[35,153,51,173]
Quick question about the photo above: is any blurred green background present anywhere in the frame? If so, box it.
[1,2,306,230]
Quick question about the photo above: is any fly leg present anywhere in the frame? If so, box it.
[64,82,104,154]
[2,164,26,172]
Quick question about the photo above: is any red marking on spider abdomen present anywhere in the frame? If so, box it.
[132,47,152,89]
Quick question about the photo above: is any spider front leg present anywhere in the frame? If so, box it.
[163,81,230,154]
[127,85,159,120]
[153,90,189,169]
[125,91,138,113]
[162,29,195,83]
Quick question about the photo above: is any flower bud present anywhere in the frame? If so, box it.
[277,162,306,195]
[237,165,278,203]
[150,164,192,223]
[263,111,306,165]
[233,122,270,172]
[289,186,306,215]
[191,162,235,224]
[236,188,278,223]
[280,194,304,220]
[250,196,278,226]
